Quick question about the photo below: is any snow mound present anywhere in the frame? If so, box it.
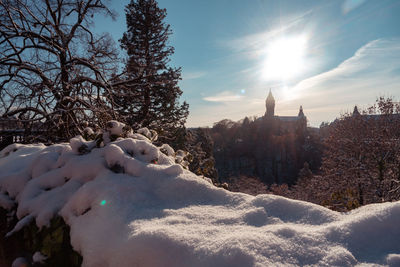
[1,133,400,266]
[11,257,29,267]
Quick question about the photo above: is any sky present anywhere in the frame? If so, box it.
[95,0,400,127]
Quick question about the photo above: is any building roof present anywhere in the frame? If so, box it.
[276,116,305,122]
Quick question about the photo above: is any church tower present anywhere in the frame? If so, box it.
[265,89,275,117]
[298,105,304,117]
[352,105,360,116]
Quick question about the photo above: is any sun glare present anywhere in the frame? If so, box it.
[262,35,307,81]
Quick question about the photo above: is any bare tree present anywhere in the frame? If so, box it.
[302,97,400,211]
[0,0,120,141]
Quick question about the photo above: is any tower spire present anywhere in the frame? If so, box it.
[353,105,360,116]
[265,89,275,117]
[298,105,304,117]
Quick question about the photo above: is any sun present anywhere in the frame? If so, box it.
[262,35,307,81]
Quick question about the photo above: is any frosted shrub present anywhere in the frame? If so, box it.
[0,120,197,265]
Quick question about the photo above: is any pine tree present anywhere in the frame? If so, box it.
[115,0,189,136]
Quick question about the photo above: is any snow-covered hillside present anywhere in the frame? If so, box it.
[1,122,400,266]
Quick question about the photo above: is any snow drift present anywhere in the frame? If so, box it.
[1,122,400,266]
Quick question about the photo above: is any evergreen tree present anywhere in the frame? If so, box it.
[115,0,189,136]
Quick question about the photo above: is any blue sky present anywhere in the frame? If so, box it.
[95,0,400,127]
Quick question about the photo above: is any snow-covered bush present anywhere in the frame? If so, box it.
[2,120,400,266]
[68,120,194,171]
[0,120,205,265]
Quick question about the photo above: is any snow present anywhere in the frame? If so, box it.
[11,257,29,267]
[83,127,94,136]
[387,254,400,267]
[1,129,400,266]
[105,120,127,136]
[159,143,175,156]
[32,251,47,263]
[11,252,46,267]
[137,127,152,139]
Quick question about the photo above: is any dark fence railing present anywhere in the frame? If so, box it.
[0,129,44,151]
[0,118,48,150]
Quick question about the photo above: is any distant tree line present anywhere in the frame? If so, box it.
[269,97,400,211]
[209,115,323,185]
[211,97,400,212]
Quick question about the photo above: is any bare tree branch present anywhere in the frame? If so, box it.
[0,0,119,141]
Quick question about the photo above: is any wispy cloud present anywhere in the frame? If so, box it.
[203,91,244,103]
[182,71,206,80]
[220,10,313,58]
[289,38,400,125]
[342,0,367,14]
[187,96,264,127]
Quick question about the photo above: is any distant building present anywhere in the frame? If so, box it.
[351,105,400,120]
[352,105,360,116]
[262,90,307,132]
